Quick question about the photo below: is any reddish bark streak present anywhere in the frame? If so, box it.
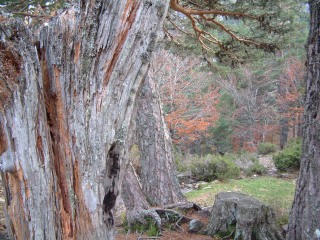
[0,124,8,155]
[74,42,81,64]
[16,168,31,200]
[73,159,92,238]
[7,167,30,240]
[36,135,45,166]
[42,57,74,238]
[102,0,139,89]
[0,43,21,111]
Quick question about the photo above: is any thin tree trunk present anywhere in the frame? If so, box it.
[287,1,320,239]
[135,74,185,206]
[0,1,169,239]
[278,78,289,149]
[279,116,289,149]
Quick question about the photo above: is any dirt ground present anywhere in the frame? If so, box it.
[114,225,215,240]
[114,211,216,240]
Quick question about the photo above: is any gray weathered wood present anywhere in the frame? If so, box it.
[0,1,169,239]
[136,74,185,206]
[205,192,283,240]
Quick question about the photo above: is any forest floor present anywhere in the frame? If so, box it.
[114,211,214,240]
[115,155,297,239]
[0,155,297,240]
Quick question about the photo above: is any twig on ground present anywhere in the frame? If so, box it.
[175,216,184,232]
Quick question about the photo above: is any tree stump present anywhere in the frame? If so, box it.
[205,192,284,240]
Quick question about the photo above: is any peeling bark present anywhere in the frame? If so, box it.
[0,1,169,239]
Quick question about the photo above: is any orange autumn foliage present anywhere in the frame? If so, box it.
[277,57,305,128]
[150,50,220,144]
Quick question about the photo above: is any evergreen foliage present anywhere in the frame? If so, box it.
[209,116,233,154]
[190,154,240,181]
[258,142,277,155]
[165,0,307,65]
[0,0,68,18]
[273,138,302,171]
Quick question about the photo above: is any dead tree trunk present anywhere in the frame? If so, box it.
[0,1,169,239]
[287,1,320,239]
[135,74,185,206]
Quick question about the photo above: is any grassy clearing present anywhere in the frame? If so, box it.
[185,176,296,226]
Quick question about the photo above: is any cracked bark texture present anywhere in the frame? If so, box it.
[0,1,169,239]
[135,74,185,206]
[122,164,161,230]
[121,74,184,228]
[287,1,320,239]
[205,192,283,240]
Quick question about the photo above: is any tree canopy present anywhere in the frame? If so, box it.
[164,0,306,64]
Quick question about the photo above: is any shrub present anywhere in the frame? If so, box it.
[190,154,240,181]
[245,161,267,176]
[233,152,254,168]
[174,151,194,173]
[174,150,186,173]
[273,139,302,172]
[258,142,277,155]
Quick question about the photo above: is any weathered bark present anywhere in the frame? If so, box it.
[287,1,320,239]
[122,164,161,230]
[205,192,283,240]
[121,73,185,229]
[0,1,169,239]
[135,74,185,206]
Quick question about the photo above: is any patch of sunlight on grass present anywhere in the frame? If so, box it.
[185,176,296,226]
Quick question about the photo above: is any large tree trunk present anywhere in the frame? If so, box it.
[120,74,185,228]
[287,1,320,239]
[135,74,185,206]
[0,1,169,239]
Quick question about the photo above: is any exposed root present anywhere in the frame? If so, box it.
[175,216,184,232]
[126,208,162,232]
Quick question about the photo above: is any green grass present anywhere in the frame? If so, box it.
[185,176,296,226]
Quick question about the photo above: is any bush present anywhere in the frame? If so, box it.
[273,139,301,172]
[190,154,240,181]
[245,161,267,176]
[174,151,195,173]
[258,142,277,155]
